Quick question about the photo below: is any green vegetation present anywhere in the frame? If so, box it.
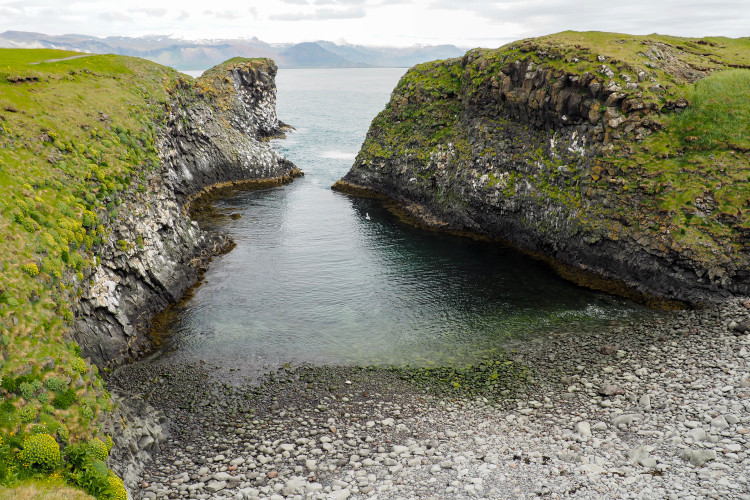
[0,49,178,451]
[362,60,468,165]
[0,49,268,498]
[0,478,96,500]
[0,47,176,497]
[385,349,531,400]
[611,69,750,261]
[355,32,750,286]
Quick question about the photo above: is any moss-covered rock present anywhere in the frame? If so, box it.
[336,31,750,305]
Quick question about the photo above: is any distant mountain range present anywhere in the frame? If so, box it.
[0,31,466,70]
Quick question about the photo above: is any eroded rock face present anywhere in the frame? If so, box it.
[161,60,296,201]
[71,59,298,369]
[102,392,168,493]
[337,36,750,305]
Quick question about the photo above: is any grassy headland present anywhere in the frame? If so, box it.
[0,49,272,498]
[343,32,750,303]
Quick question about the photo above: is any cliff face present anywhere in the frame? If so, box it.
[337,32,750,305]
[72,59,300,369]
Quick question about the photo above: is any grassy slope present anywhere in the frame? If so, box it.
[357,32,750,280]
[0,48,178,445]
[0,478,96,499]
[0,49,269,494]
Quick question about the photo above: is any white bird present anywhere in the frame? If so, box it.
[365,212,371,220]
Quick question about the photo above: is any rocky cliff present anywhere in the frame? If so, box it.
[336,32,750,306]
[71,58,300,369]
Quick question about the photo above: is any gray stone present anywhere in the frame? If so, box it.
[599,384,625,397]
[628,445,657,468]
[612,414,639,428]
[687,428,707,442]
[575,421,592,438]
[205,480,227,493]
[680,449,717,466]
[282,476,307,496]
[711,416,729,430]
[328,489,351,500]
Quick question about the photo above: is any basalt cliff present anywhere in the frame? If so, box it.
[335,32,750,306]
[0,50,298,494]
[71,58,300,370]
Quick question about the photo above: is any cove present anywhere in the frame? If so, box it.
[148,68,656,381]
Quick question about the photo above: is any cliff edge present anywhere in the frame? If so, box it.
[0,50,298,494]
[335,32,750,306]
[71,58,301,370]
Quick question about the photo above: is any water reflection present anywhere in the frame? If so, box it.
[148,68,653,380]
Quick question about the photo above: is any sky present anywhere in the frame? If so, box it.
[0,0,748,48]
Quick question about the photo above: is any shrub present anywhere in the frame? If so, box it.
[19,405,38,423]
[52,388,77,410]
[37,391,50,404]
[44,376,66,393]
[18,433,60,471]
[30,423,48,434]
[71,459,113,499]
[1,376,18,394]
[57,424,69,441]
[21,263,39,276]
[71,357,87,374]
[88,438,108,461]
[19,381,36,400]
[109,472,127,500]
[81,405,94,420]
[105,436,114,451]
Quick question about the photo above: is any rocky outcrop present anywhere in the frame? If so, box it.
[102,392,168,494]
[336,33,750,306]
[71,58,300,369]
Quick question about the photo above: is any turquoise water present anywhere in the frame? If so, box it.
[155,68,651,378]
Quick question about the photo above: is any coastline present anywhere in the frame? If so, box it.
[112,296,750,499]
[332,180,687,310]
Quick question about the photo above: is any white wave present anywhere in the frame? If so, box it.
[320,150,357,160]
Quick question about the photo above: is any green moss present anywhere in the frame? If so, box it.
[385,349,531,400]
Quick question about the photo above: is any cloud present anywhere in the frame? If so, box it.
[269,6,367,21]
[427,0,750,38]
[98,11,133,23]
[248,7,258,19]
[281,0,309,4]
[269,11,313,21]
[313,0,365,4]
[130,8,168,18]
[315,6,366,19]
[214,10,238,20]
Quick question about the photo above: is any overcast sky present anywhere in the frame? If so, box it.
[1,0,748,47]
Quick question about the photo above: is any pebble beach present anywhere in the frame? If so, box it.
[111,297,750,499]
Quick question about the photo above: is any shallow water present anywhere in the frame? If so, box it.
[151,68,654,379]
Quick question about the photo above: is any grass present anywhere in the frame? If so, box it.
[0,48,273,498]
[0,478,96,500]
[0,48,178,442]
[354,32,750,279]
[611,69,750,260]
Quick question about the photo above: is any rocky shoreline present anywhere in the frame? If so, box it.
[110,297,750,499]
